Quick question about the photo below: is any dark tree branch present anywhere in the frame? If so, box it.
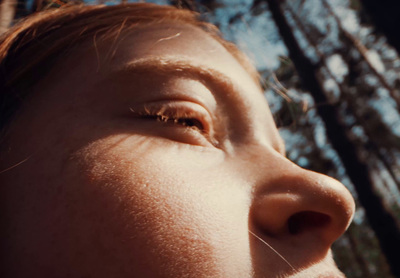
[360,0,400,57]
[347,228,373,278]
[286,3,400,191]
[169,0,196,11]
[322,0,400,110]
[264,0,400,276]
[13,0,29,19]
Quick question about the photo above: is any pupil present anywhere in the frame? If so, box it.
[178,118,203,130]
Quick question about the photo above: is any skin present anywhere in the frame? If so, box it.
[0,23,355,278]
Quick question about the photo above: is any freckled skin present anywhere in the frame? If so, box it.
[0,24,355,277]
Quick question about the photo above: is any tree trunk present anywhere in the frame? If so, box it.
[347,229,373,278]
[323,0,400,110]
[264,0,400,276]
[360,0,400,56]
[0,0,16,34]
[286,1,400,193]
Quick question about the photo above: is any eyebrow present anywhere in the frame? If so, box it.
[114,56,243,94]
[111,56,286,155]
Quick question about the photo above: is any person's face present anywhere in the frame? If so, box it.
[0,22,355,278]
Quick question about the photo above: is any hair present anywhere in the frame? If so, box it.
[0,3,259,136]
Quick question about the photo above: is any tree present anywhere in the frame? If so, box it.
[0,0,16,34]
[360,0,400,57]
[263,0,400,276]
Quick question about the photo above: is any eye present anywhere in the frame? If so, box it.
[175,117,204,131]
[129,101,218,146]
[142,113,205,132]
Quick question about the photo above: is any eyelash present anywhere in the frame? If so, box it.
[142,107,205,132]
[130,101,218,146]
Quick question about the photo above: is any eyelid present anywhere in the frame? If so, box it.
[130,100,219,146]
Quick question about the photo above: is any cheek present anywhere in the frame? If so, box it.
[75,135,253,276]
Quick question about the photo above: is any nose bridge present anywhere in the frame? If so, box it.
[245,145,355,246]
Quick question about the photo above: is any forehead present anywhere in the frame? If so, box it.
[109,23,231,62]
[98,23,258,89]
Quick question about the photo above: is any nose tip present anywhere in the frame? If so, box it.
[251,164,355,247]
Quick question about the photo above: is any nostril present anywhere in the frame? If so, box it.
[288,211,331,235]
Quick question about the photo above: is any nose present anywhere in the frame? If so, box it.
[248,149,355,255]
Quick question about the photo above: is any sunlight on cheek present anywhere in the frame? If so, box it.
[71,132,253,275]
